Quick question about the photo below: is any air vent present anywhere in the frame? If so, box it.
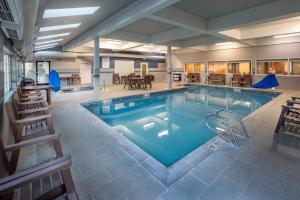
[0,0,15,22]
[6,28,18,39]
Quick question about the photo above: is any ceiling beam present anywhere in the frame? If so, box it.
[150,28,200,43]
[148,6,207,32]
[105,30,150,43]
[208,0,300,32]
[181,36,223,48]
[63,0,180,50]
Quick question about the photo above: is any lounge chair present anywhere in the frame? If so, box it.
[274,104,300,137]
[231,74,241,86]
[0,135,78,199]
[240,74,252,87]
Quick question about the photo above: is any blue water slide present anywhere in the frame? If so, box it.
[251,74,279,89]
[48,69,61,92]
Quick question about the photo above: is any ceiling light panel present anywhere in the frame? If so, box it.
[37,33,70,40]
[215,42,233,46]
[39,23,81,32]
[43,7,99,18]
[36,39,63,45]
[35,43,59,48]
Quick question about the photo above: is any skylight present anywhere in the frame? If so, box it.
[39,23,81,32]
[37,33,70,40]
[36,39,63,45]
[43,7,99,18]
[35,45,57,51]
[35,43,59,49]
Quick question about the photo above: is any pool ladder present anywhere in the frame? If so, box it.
[205,109,249,147]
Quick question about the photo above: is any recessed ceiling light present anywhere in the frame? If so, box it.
[37,33,70,40]
[35,43,59,48]
[215,42,233,46]
[43,7,99,18]
[273,33,300,38]
[36,38,63,45]
[39,23,81,32]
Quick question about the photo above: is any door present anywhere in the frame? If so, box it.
[36,61,50,85]
[140,63,148,77]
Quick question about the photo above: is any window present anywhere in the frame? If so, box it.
[208,62,227,74]
[25,62,36,80]
[291,60,300,75]
[10,57,17,89]
[257,60,288,75]
[184,62,205,73]
[228,61,251,74]
[4,54,11,93]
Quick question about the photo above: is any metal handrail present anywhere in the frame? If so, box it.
[205,114,239,146]
[216,109,249,138]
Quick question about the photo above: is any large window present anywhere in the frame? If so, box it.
[208,62,227,74]
[4,54,11,93]
[25,62,36,80]
[227,61,251,74]
[291,60,300,75]
[257,60,288,75]
[184,62,205,73]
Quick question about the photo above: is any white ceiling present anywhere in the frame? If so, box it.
[31,0,300,54]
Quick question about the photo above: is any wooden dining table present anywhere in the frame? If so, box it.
[22,85,52,105]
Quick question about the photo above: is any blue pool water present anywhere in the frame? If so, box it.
[82,86,279,167]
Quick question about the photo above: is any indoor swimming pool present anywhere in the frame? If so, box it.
[82,86,279,167]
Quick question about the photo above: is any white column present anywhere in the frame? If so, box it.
[166,46,172,89]
[93,36,100,78]
[93,36,101,91]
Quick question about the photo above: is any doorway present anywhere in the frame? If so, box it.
[36,61,50,85]
[140,62,148,78]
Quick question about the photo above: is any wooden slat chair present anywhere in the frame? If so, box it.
[14,92,48,115]
[275,104,300,137]
[0,136,78,200]
[231,73,241,86]
[113,73,121,84]
[6,100,55,143]
[240,74,252,87]
[17,86,42,98]
[143,75,152,89]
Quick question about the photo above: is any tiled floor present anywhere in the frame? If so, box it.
[17,81,300,200]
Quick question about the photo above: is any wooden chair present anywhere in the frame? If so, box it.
[124,76,136,90]
[0,135,78,199]
[231,74,241,86]
[113,73,121,84]
[5,100,55,144]
[240,74,252,87]
[143,75,152,90]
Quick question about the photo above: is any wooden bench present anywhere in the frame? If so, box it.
[207,74,225,85]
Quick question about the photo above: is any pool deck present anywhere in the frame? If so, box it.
[17,81,300,200]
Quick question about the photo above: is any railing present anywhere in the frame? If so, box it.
[205,109,249,147]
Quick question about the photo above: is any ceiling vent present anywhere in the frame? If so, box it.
[0,0,23,40]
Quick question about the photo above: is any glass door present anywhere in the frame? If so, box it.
[36,61,50,85]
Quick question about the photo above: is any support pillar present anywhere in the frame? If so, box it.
[93,36,100,91]
[93,36,100,78]
[166,46,172,89]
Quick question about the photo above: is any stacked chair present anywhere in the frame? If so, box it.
[273,97,300,150]
[0,83,78,199]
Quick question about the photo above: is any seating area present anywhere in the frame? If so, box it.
[0,80,78,199]
[122,73,153,90]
